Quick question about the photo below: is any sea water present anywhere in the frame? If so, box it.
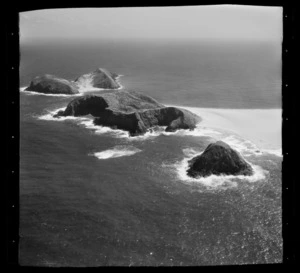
[19,39,282,266]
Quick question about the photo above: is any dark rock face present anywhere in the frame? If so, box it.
[55,90,201,136]
[94,107,200,136]
[187,141,253,178]
[58,90,164,116]
[58,95,109,117]
[94,110,145,135]
[74,68,120,89]
[25,74,79,94]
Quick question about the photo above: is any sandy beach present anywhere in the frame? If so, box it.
[178,106,282,153]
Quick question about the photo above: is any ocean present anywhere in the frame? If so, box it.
[19,39,282,266]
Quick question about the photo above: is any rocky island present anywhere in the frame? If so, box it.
[54,90,201,136]
[25,74,80,95]
[187,141,253,177]
[25,68,120,95]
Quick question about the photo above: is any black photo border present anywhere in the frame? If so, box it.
[5,1,297,270]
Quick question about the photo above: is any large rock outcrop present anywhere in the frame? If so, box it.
[54,90,201,136]
[56,90,164,117]
[187,141,253,178]
[93,106,200,136]
[25,74,79,95]
[74,68,120,89]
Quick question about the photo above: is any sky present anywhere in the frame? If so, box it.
[19,5,282,44]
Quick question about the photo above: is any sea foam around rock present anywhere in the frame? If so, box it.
[169,148,269,189]
[76,75,124,92]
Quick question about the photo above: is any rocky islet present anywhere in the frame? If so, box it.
[187,141,253,178]
[25,68,120,95]
[25,74,80,95]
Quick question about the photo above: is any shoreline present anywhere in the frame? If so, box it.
[173,105,282,152]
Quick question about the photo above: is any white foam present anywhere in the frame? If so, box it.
[92,146,141,159]
[115,75,124,90]
[182,147,203,157]
[37,109,132,140]
[161,125,268,157]
[161,125,221,139]
[118,127,167,141]
[37,107,89,121]
[80,121,222,141]
[172,148,268,189]
[75,74,103,92]
[37,107,65,120]
[78,119,130,137]
[37,109,272,155]
[263,148,282,157]
[20,87,81,97]
[35,105,131,138]
[75,74,124,92]
[221,135,263,156]
[113,123,222,142]
[209,134,282,157]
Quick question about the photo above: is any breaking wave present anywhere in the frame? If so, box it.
[78,118,129,138]
[76,74,124,92]
[91,145,141,159]
[37,107,81,121]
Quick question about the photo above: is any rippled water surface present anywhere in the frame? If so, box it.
[19,40,282,266]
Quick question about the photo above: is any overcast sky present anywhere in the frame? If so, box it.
[19,5,282,43]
